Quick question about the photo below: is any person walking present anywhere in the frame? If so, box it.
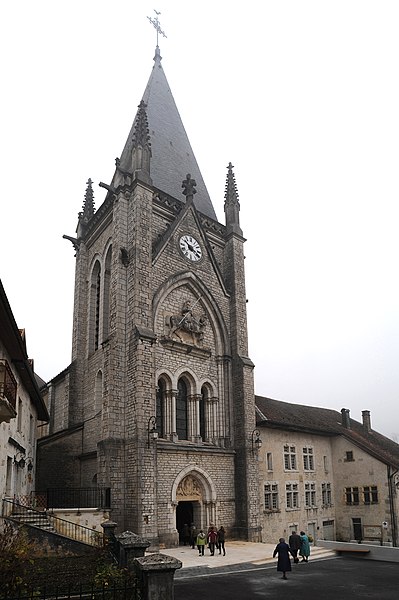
[196,529,206,556]
[190,523,197,549]
[273,537,293,580]
[299,530,311,562]
[207,525,218,556]
[288,530,302,564]
[182,523,190,546]
[217,526,226,555]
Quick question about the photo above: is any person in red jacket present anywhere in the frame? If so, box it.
[207,526,218,556]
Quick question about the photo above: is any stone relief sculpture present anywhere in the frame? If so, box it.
[165,299,207,346]
[177,475,202,500]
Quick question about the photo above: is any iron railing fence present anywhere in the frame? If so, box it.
[1,582,137,599]
[11,488,111,511]
[2,499,104,547]
[46,487,111,510]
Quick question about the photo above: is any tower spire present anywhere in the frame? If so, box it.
[131,100,152,184]
[76,178,95,238]
[224,163,242,235]
[82,178,95,220]
[115,32,217,219]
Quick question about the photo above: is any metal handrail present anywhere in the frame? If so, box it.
[2,498,104,547]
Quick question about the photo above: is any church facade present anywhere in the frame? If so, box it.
[37,47,261,547]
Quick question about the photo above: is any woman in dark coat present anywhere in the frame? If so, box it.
[273,537,293,580]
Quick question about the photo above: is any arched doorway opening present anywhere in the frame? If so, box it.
[176,501,193,544]
[170,467,217,548]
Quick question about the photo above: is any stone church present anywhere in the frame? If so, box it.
[37,45,261,547]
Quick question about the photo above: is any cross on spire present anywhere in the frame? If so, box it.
[147,10,167,46]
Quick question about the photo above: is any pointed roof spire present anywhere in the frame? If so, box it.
[131,100,152,185]
[115,35,217,220]
[82,178,95,221]
[224,163,242,235]
[76,178,95,238]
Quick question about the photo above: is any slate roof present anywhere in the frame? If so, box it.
[255,395,399,470]
[118,47,217,221]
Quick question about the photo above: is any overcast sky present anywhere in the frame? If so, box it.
[1,1,398,440]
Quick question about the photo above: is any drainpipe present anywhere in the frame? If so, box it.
[387,465,398,547]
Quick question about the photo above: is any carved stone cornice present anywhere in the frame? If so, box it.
[159,337,211,358]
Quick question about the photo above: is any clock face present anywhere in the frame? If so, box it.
[179,234,202,262]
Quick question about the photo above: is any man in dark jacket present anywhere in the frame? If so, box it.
[288,530,302,564]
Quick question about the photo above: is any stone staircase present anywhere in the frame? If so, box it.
[10,507,56,532]
[2,499,103,548]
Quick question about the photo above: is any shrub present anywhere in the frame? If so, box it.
[0,522,39,597]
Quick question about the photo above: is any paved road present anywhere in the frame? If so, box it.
[174,556,399,599]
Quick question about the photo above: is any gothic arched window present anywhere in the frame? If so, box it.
[89,261,101,354]
[200,385,207,441]
[176,378,188,440]
[94,370,103,414]
[156,379,165,438]
[102,245,112,343]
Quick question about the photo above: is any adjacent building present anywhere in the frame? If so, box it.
[0,280,49,504]
[256,397,399,546]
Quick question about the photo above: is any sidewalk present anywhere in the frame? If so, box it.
[159,541,335,576]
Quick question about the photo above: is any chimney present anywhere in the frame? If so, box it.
[341,408,351,429]
[362,410,371,433]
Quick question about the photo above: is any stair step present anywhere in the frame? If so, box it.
[7,505,102,547]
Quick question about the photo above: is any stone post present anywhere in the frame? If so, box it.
[134,554,182,600]
[115,531,150,568]
[101,519,118,541]
[101,520,118,560]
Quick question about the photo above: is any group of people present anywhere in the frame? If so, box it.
[273,531,311,580]
[181,523,226,556]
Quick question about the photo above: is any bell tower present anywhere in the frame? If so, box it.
[38,37,261,545]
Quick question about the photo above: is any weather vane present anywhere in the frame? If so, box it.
[147,9,167,46]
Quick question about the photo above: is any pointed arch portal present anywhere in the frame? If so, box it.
[172,465,217,539]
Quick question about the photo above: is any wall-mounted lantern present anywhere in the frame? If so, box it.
[251,429,262,455]
[14,451,26,469]
[147,416,158,448]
